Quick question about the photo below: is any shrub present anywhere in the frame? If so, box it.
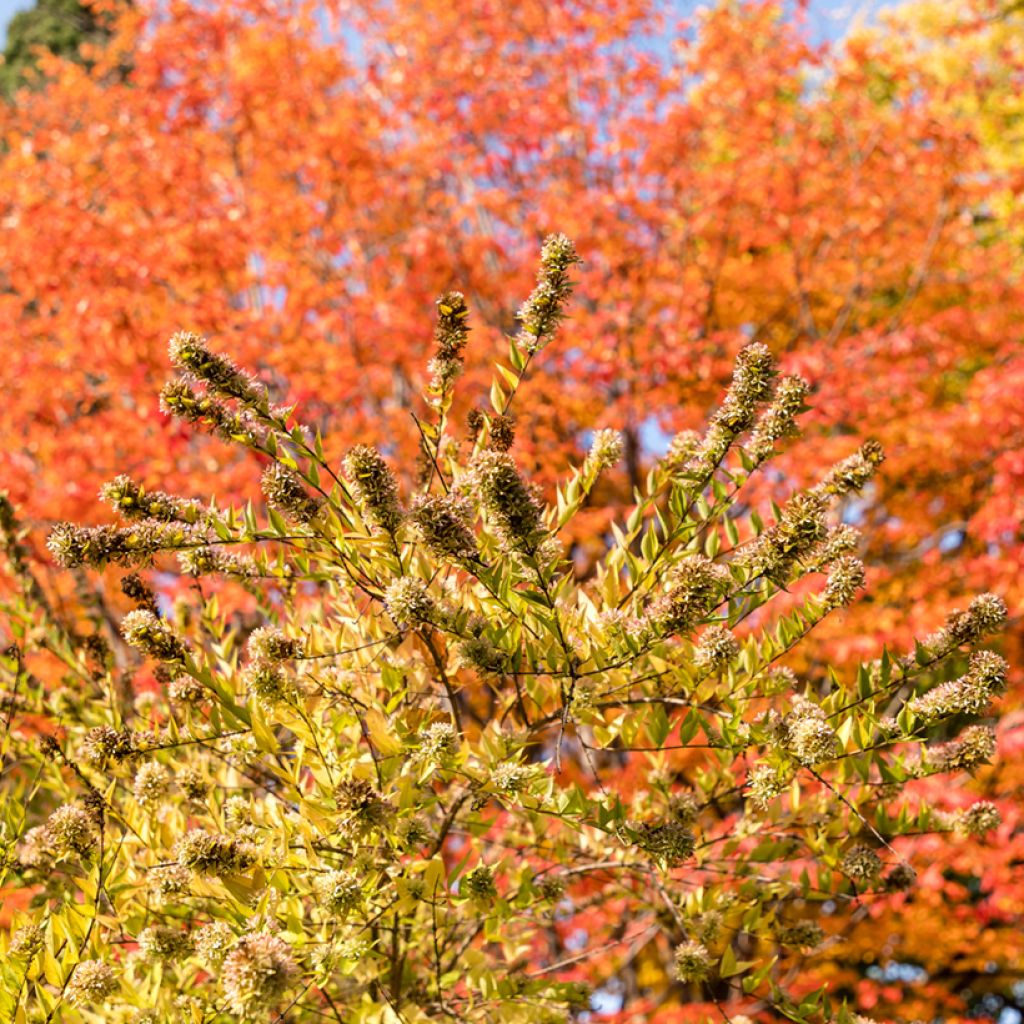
[0,237,1008,1022]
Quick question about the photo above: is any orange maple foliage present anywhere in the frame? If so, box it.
[1,0,1022,1018]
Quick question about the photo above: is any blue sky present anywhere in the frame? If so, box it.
[0,1,899,49]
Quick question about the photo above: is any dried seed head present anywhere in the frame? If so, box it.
[66,960,118,1007]
[693,625,740,670]
[44,804,98,858]
[121,609,188,663]
[841,844,882,883]
[247,627,299,663]
[343,445,402,534]
[672,940,713,983]
[261,464,322,525]
[410,492,477,562]
[221,931,297,1017]
[175,830,258,875]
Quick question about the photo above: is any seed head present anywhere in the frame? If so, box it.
[66,960,118,1007]
[841,844,882,883]
[672,940,712,984]
[221,931,297,1017]
[261,464,322,525]
[344,445,402,534]
[384,576,435,627]
[133,762,171,808]
[175,830,258,875]
[410,493,477,562]
[121,609,188,662]
[694,625,740,670]
[247,627,299,663]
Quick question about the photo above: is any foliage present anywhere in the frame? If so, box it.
[0,0,1022,1017]
[0,240,1012,1023]
[0,0,120,98]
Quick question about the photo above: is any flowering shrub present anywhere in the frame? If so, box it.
[0,237,1009,1022]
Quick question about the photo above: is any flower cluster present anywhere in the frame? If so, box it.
[693,625,740,670]
[784,698,839,766]
[261,463,322,525]
[515,233,581,353]
[335,779,394,837]
[44,804,98,858]
[344,445,402,534]
[66,960,118,1007]
[137,924,191,962]
[409,492,478,562]
[243,660,294,709]
[427,291,471,401]
[81,725,137,768]
[822,555,867,608]
[647,555,729,636]
[121,572,160,613]
[921,724,997,773]
[689,344,776,472]
[420,720,459,762]
[159,379,267,448]
[221,931,297,1017]
[470,450,546,556]
[133,762,171,808]
[748,374,809,463]
[841,844,882,884]
[384,576,436,626]
[464,864,497,899]
[100,475,203,524]
[194,921,236,966]
[748,763,793,808]
[175,829,258,875]
[909,650,1007,722]
[775,920,824,949]
[743,491,829,584]
[169,331,268,408]
[672,940,713,983]
[919,593,1008,658]
[248,626,300,663]
[585,429,625,474]
[635,820,695,867]
[814,440,885,497]
[955,801,1001,837]
[121,609,189,663]
[47,521,200,569]
[315,870,364,914]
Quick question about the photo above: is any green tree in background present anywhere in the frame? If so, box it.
[0,0,117,97]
